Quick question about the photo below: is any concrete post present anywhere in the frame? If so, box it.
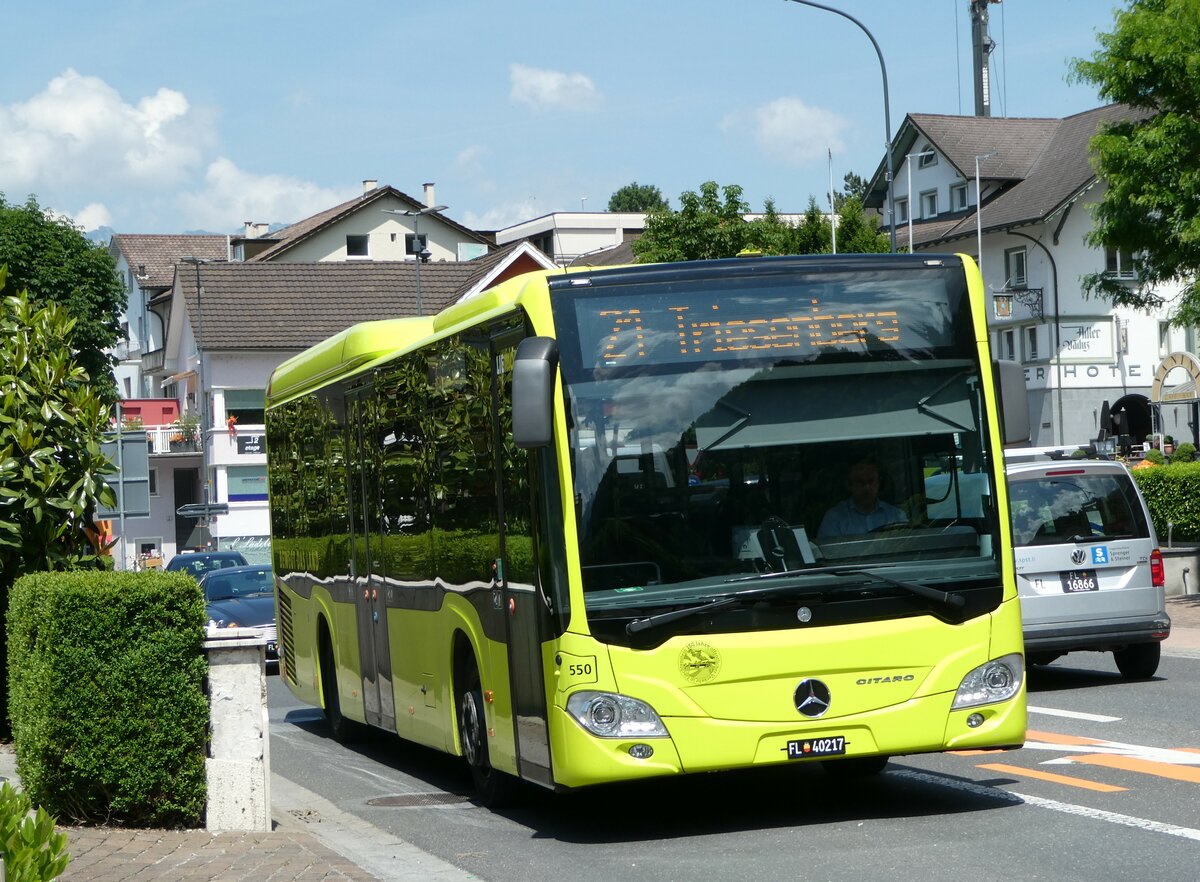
[203,628,270,831]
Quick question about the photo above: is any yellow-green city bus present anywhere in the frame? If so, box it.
[265,254,1029,804]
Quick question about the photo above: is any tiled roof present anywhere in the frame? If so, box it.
[869,104,1152,248]
[110,235,228,288]
[246,185,489,262]
[176,259,521,351]
[569,240,637,267]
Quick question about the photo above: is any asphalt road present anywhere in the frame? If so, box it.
[269,640,1200,882]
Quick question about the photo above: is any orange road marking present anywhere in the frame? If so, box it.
[976,762,1127,793]
[1025,729,1107,746]
[1065,754,1200,784]
[949,749,1007,756]
[1174,748,1200,755]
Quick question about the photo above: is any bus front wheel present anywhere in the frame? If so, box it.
[457,661,518,806]
[319,632,358,743]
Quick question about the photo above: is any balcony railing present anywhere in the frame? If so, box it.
[145,426,200,454]
[142,348,165,373]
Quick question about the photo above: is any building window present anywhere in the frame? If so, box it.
[1025,326,1039,362]
[895,198,909,224]
[950,183,968,211]
[920,190,938,219]
[1002,329,1015,361]
[1159,321,1171,357]
[149,468,158,497]
[918,146,938,168]
[1005,247,1028,289]
[225,389,265,426]
[1105,247,1136,279]
[346,234,370,258]
[228,465,268,502]
[405,233,428,257]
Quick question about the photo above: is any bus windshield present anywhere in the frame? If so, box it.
[551,260,1002,642]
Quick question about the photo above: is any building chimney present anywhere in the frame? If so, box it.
[424,182,436,208]
[244,221,254,237]
[363,179,378,195]
[254,223,270,238]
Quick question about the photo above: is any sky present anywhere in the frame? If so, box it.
[0,0,1126,237]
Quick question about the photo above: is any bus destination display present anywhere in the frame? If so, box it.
[572,282,956,369]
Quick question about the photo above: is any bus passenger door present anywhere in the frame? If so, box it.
[494,331,553,787]
[347,387,396,732]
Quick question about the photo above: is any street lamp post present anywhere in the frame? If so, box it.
[786,0,897,252]
[382,205,448,316]
[975,151,997,281]
[180,256,212,548]
[905,149,936,253]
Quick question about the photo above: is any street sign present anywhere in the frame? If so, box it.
[97,430,151,519]
[176,502,230,519]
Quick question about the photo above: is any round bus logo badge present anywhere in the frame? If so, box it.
[794,679,832,717]
[679,641,721,683]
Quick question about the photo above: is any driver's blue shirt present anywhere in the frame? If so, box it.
[817,498,906,537]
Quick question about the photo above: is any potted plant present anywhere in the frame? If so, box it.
[1164,435,1175,456]
[1145,433,1158,449]
[171,413,202,450]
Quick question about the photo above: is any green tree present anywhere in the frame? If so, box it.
[1069,0,1200,324]
[833,196,891,253]
[834,171,869,211]
[632,181,751,262]
[607,181,670,213]
[0,195,126,402]
[0,273,117,588]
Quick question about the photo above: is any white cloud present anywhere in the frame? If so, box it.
[453,145,489,176]
[71,202,112,231]
[177,157,350,231]
[721,97,850,166]
[0,68,212,191]
[509,64,601,111]
[462,198,542,232]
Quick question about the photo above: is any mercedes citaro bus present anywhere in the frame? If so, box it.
[265,254,1030,803]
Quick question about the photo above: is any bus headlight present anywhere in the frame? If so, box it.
[951,653,1024,709]
[566,691,669,738]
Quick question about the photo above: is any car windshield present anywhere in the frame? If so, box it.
[1008,472,1149,545]
[550,262,1004,643]
[204,569,275,602]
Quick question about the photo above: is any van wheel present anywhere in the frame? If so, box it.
[457,660,518,806]
[320,633,358,743]
[1114,642,1160,679]
[822,756,889,777]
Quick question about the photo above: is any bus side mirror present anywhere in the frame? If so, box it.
[512,337,559,449]
[995,359,1031,445]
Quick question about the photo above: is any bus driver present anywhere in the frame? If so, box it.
[818,458,907,538]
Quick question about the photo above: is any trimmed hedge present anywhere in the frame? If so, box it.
[1131,461,1200,544]
[7,571,208,827]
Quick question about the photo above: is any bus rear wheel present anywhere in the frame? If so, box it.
[457,661,518,806]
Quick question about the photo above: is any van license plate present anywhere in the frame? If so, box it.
[786,736,846,759]
[1060,570,1098,593]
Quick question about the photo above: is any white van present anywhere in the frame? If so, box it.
[1005,448,1170,678]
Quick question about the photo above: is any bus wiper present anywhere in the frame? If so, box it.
[626,595,742,635]
[833,567,966,610]
[625,582,824,635]
[725,564,965,611]
[1069,533,1133,543]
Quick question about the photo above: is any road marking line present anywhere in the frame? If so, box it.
[975,762,1127,792]
[892,769,1200,842]
[1025,729,1107,746]
[1027,705,1121,723]
[1063,753,1200,784]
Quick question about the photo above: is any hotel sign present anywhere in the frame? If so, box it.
[1057,320,1114,363]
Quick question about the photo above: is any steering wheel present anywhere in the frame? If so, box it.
[870,521,909,534]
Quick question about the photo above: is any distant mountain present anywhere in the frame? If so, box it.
[86,225,115,244]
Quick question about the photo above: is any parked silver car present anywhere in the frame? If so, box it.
[1005,447,1170,678]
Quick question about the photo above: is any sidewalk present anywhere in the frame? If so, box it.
[4,607,1199,881]
[0,745,477,882]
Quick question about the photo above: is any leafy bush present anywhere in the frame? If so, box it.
[7,570,208,827]
[0,782,70,882]
[1143,448,1166,465]
[1132,462,1200,543]
[1169,441,1196,463]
